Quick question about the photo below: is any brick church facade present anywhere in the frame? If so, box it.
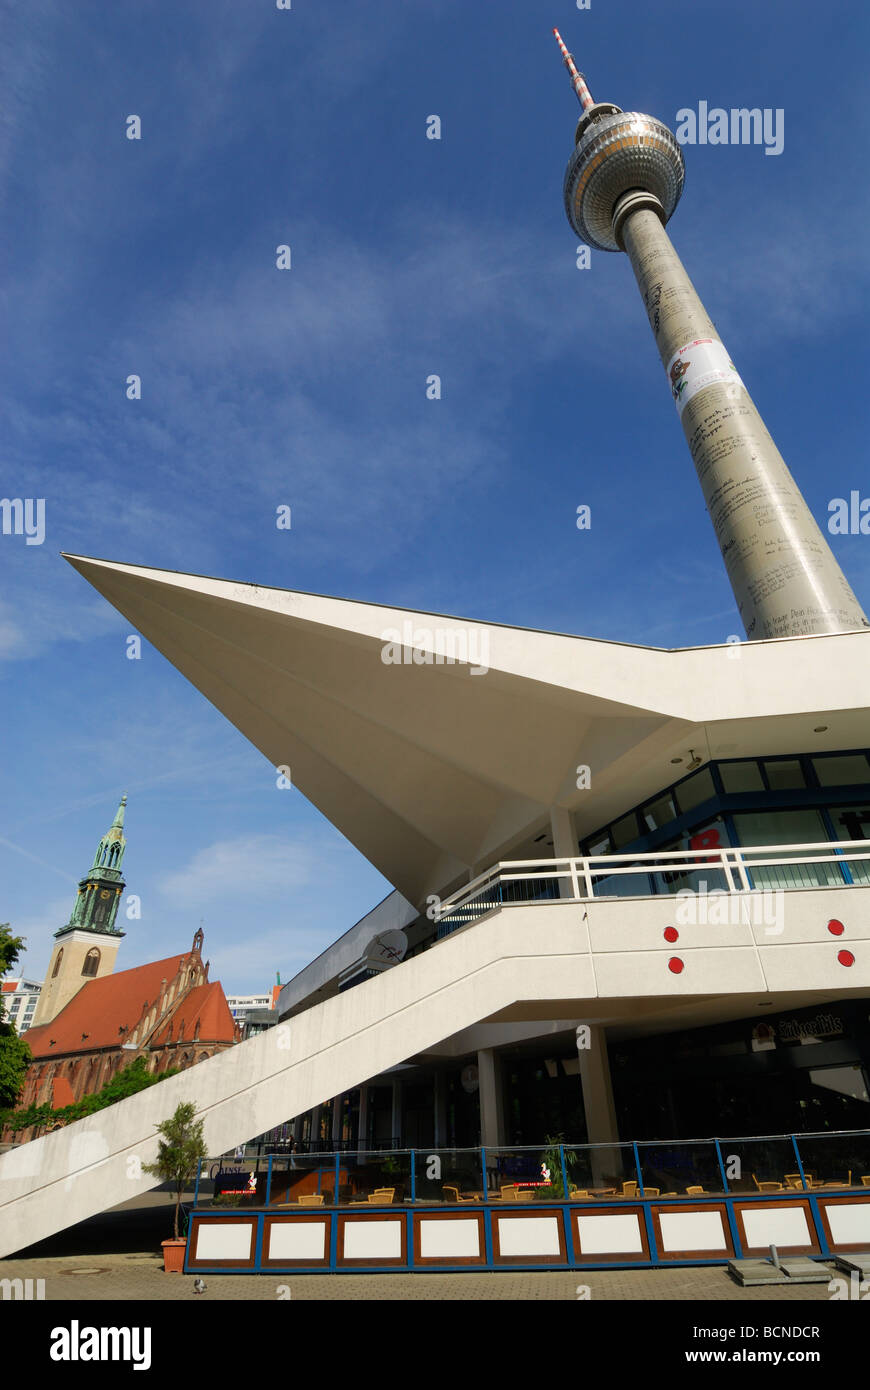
[12,797,240,1117]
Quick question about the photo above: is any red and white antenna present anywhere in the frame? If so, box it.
[552,27,595,113]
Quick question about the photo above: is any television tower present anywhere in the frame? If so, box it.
[552,29,869,641]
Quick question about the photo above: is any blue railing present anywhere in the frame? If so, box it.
[194,1128,870,1209]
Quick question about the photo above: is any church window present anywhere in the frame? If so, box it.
[82,948,101,978]
[52,949,64,978]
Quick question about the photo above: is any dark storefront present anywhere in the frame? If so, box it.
[611,999,870,1140]
[503,1054,588,1145]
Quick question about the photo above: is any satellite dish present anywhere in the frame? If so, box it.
[364,930,408,965]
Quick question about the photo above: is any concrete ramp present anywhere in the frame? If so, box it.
[0,906,600,1256]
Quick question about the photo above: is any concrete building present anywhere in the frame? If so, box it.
[226,984,282,1038]
[2,980,42,1036]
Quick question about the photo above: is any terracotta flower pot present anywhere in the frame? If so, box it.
[161,1238,187,1273]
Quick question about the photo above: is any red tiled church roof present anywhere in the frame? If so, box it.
[151,982,235,1046]
[23,953,188,1058]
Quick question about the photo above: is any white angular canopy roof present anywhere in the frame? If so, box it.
[64,555,870,906]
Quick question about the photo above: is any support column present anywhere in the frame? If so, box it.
[292,1115,303,1147]
[477,1048,505,1148]
[390,1079,402,1149]
[433,1070,448,1149]
[549,806,577,899]
[331,1095,342,1149]
[576,1023,620,1186]
[310,1104,322,1152]
[357,1084,369,1153]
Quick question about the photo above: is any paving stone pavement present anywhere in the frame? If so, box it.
[0,1250,842,1300]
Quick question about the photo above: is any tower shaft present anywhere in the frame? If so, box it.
[619,206,869,640]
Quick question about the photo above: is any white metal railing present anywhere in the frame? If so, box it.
[435,840,870,926]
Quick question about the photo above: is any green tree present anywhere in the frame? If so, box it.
[143,1101,208,1240]
[3,1057,180,1134]
[0,923,30,1109]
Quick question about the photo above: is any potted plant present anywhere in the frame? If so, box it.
[536,1134,579,1200]
[143,1101,208,1273]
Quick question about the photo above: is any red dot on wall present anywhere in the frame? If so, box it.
[668,957,684,974]
[828,919,845,936]
[664,927,679,943]
[837,950,855,967]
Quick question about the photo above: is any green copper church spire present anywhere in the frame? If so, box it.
[63,794,128,938]
[90,793,127,872]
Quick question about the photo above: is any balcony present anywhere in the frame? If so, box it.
[436,840,870,937]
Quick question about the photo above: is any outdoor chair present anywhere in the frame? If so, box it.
[862,1176,870,1187]
[686,1185,707,1195]
[752,1174,783,1193]
[642,1187,660,1197]
[490,1184,520,1201]
[297,1194,324,1207]
[822,1171,852,1189]
[369,1187,396,1204]
[442,1184,480,1203]
[783,1173,804,1189]
[568,1186,590,1200]
[514,1188,534,1202]
[621,1180,638,1198]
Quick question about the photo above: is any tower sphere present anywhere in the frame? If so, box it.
[563,110,685,252]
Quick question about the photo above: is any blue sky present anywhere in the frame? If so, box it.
[2,0,868,994]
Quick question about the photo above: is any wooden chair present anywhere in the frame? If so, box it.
[642,1187,660,1197]
[752,1174,783,1193]
[568,1186,590,1200]
[514,1188,535,1203]
[297,1193,324,1207]
[861,1176,870,1187]
[621,1180,638,1198]
[369,1187,395,1204]
[686,1185,707,1195]
[783,1172,805,1189]
[442,1184,479,1204]
[822,1171,852,1189]
[490,1184,520,1201]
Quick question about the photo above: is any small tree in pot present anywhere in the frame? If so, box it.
[143,1101,208,1271]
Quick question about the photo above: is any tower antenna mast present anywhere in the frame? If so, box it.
[552,28,595,112]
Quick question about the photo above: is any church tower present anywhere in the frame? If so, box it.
[31,796,128,1028]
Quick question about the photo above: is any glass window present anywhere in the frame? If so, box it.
[719,760,764,794]
[674,767,715,813]
[641,792,678,831]
[610,812,639,849]
[763,759,805,790]
[585,832,612,857]
[732,809,842,889]
[812,754,870,787]
[829,805,870,885]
